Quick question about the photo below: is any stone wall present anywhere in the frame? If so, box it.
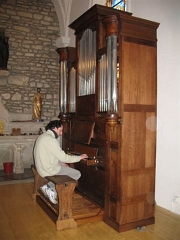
[0,0,60,121]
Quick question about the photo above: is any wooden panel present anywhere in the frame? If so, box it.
[74,162,105,207]
[120,169,155,224]
[109,148,118,197]
[70,121,95,144]
[121,112,146,170]
[76,94,96,117]
[123,42,156,105]
[145,112,156,168]
[108,201,117,221]
[121,169,155,200]
[120,201,154,224]
[98,22,106,49]
[121,111,156,170]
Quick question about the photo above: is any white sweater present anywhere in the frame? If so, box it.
[34,130,81,177]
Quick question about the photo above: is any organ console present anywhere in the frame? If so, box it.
[57,4,159,232]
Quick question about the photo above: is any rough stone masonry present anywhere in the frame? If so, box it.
[0,0,60,121]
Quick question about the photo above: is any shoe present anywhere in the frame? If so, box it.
[40,182,57,204]
[40,184,48,197]
[46,187,57,204]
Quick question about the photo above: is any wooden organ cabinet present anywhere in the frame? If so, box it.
[57,4,159,233]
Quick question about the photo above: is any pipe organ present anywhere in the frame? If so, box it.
[57,4,159,233]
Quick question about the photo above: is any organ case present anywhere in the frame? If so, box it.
[58,4,159,232]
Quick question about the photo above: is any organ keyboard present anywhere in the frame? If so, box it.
[69,143,100,166]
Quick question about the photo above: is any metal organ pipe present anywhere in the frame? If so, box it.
[105,15,119,114]
[111,35,118,113]
[107,36,112,111]
[60,60,68,113]
[99,54,108,112]
[57,48,68,114]
[63,60,67,113]
[69,68,76,112]
[78,28,96,96]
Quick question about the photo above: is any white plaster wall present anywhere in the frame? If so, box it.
[53,0,105,47]
[128,0,180,213]
[69,0,90,47]
[90,0,105,6]
[68,0,105,46]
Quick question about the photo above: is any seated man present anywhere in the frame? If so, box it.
[34,119,88,180]
[33,119,88,203]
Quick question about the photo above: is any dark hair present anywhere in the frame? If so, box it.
[45,120,63,131]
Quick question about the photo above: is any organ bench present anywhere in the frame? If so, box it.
[31,164,104,231]
[31,164,78,231]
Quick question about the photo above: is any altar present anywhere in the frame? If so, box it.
[0,135,38,173]
[0,96,44,173]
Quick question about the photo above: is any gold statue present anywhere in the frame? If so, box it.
[106,0,112,7]
[32,88,43,121]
